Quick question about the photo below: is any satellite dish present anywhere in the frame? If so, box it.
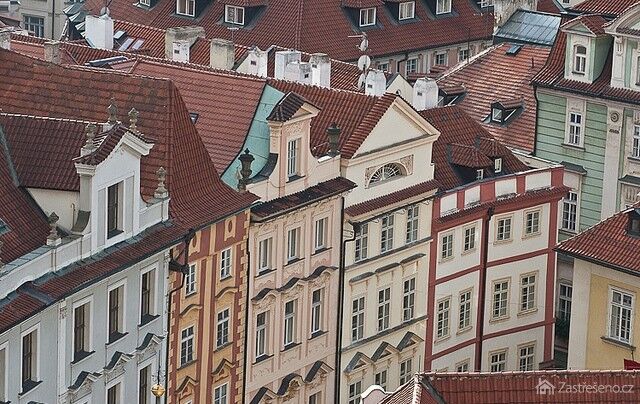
[357,55,371,71]
[357,73,366,89]
[358,34,369,52]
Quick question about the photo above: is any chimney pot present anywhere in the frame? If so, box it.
[210,38,235,70]
[44,41,61,64]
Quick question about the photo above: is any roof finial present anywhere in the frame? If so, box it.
[107,97,118,125]
[128,108,139,133]
[154,167,169,199]
[47,212,62,246]
[81,123,98,156]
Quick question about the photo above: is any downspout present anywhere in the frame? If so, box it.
[242,233,251,402]
[165,228,196,403]
[51,0,55,39]
[474,207,494,371]
[335,197,356,404]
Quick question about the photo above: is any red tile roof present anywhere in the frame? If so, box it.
[557,206,640,274]
[83,0,493,61]
[419,105,528,191]
[344,179,439,217]
[536,0,564,14]
[0,49,257,229]
[438,43,551,153]
[572,0,639,16]
[561,14,609,36]
[381,371,640,403]
[75,124,148,165]
[267,92,309,122]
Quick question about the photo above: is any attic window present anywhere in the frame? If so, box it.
[189,112,199,124]
[573,45,587,74]
[369,163,404,185]
[476,169,484,180]
[436,0,451,14]
[399,1,415,20]
[225,5,245,25]
[176,0,195,17]
[139,0,150,6]
[491,107,503,123]
[494,158,502,173]
[629,209,640,237]
[360,7,376,27]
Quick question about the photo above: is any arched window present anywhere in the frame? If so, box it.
[574,45,587,74]
[369,163,404,185]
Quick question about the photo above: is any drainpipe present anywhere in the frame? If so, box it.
[51,0,56,39]
[242,233,251,402]
[335,198,357,404]
[474,207,494,371]
[165,228,196,403]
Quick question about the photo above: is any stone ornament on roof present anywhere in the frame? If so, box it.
[107,97,118,125]
[47,211,62,246]
[154,166,169,199]
[128,107,139,134]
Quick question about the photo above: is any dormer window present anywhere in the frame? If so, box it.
[494,158,502,173]
[436,0,451,14]
[491,107,503,123]
[573,45,587,74]
[629,208,640,237]
[287,138,300,178]
[360,7,376,27]
[369,163,404,185]
[399,1,415,20]
[225,5,245,25]
[139,0,150,6]
[107,182,123,238]
[476,169,484,180]
[176,0,195,16]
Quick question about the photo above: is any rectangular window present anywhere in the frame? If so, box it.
[108,285,124,341]
[519,344,535,371]
[287,227,300,262]
[107,183,121,238]
[214,383,228,404]
[314,217,328,251]
[140,0,150,6]
[216,309,230,348]
[139,365,150,404]
[359,7,376,27]
[23,15,44,38]
[287,138,300,178]
[377,62,389,71]
[176,0,195,16]
[107,383,121,404]
[489,350,507,372]
[463,226,476,252]
[574,45,587,74]
[458,48,469,62]
[476,169,484,180]
[609,289,634,343]
[377,288,391,332]
[73,302,90,359]
[354,224,368,262]
[311,288,324,334]
[568,112,583,146]
[435,52,447,66]
[494,158,502,173]
[284,300,297,346]
[496,216,512,241]
[185,263,197,295]
[492,108,503,123]
[180,326,194,366]
[492,280,509,319]
[348,381,362,404]
[405,58,418,74]
[380,214,394,253]
[406,204,419,243]
[224,5,244,25]
[558,282,572,321]
[403,278,416,322]
[525,210,540,235]
[520,274,536,312]
[459,290,472,330]
[399,1,415,20]
[456,360,469,372]
[436,0,451,14]
[375,369,387,389]
[309,392,321,404]
[255,312,268,358]
[399,358,412,385]
[220,248,232,279]
[436,297,450,338]
[141,269,155,322]
[21,328,37,391]
[441,232,453,259]
[562,191,578,232]
[258,238,272,273]
[633,125,640,158]
[351,297,365,342]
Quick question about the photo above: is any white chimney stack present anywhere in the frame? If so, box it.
[239,46,268,77]
[412,77,439,111]
[85,14,114,50]
[171,40,190,63]
[0,30,10,50]
[365,70,387,96]
[274,50,301,80]
[44,41,61,64]
[309,53,331,88]
[164,26,205,61]
[210,38,235,70]
[284,61,312,84]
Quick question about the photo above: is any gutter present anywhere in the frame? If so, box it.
[474,207,494,371]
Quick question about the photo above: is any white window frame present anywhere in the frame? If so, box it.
[220,247,232,279]
[314,217,328,251]
[573,44,587,74]
[524,209,541,236]
[494,158,502,173]
[106,377,124,404]
[406,204,419,243]
[351,296,365,343]
[436,296,451,339]
[348,380,362,404]
[176,0,195,17]
[287,227,301,262]
[375,369,388,389]
[214,382,228,404]
[185,263,197,296]
[463,225,476,252]
[518,343,536,371]
[257,237,272,273]
[434,52,447,66]
[283,299,297,347]
[255,311,268,359]
[216,308,230,348]
[403,277,416,322]
[380,214,394,253]
[436,0,451,14]
[492,279,510,320]
[308,391,322,404]
[495,215,512,242]
[458,48,469,62]
[558,281,572,321]
[23,15,45,38]
[405,58,418,75]
[354,223,368,262]
[224,4,244,25]
[359,7,376,27]
[287,138,300,178]
[20,323,40,389]
[311,288,324,335]
[377,62,389,71]
[138,359,153,404]
[399,358,412,385]
[377,287,391,332]
[72,296,93,359]
[180,325,195,366]
[399,1,415,20]
[489,349,507,372]
[608,288,634,344]
[519,272,537,313]
[633,125,640,159]
[440,232,453,260]
[459,289,472,331]
[567,111,583,146]
[139,0,150,6]
[455,359,470,372]
[562,191,579,232]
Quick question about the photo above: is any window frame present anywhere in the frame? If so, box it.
[440,232,454,260]
[348,380,362,404]
[138,363,152,404]
[494,158,502,173]
[375,369,388,390]
[185,263,197,296]
[463,225,476,252]
[72,296,93,360]
[458,48,469,62]
[287,227,301,262]
[403,277,416,322]
[489,349,507,372]
[255,311,269,359]
[359,7,377,27]
[351,296,366,343]
[436,0,452,14]
[380,214,395,253]
[436,296,451,339]
[398,1,415,20]
[405,58,418,75]
[287,138,301,178]
[377,287,391,332]
[257,237,273,273]
[491,279,510,320]
[176,0,195,17]
[21,324,40,392]
[459,289,472,331]
[434,52,447,66]
[180,325,195,366]
[633,125,640,159]
[524,209,541,236]
[455,359,470,372]
[558,281,572,321]
[399,358,413,385]
[406,204,419,244]
[314,217,328,252]
[214,382,228,404]
[283,299,297,347]
[519,272,537,313]
[106,182,123,239]
[518,343,536,371]
[224,4,245,25]
[220,247,233,280]
[216,308,230,348]
[311,288,324,335]
[354,223,369,262]
[107,280,126,342]
[23,15,45,38]
[608,287,634,344]
[562,191,579,232]
[573,44,587,74]
[495,215,513,242]
[140,266,156,323]
[567,111,584,147]
[0,342,6,402]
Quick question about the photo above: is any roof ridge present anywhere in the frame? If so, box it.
[0,112,93,124]
[268,77,377,97]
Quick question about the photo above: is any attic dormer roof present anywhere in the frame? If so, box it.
[560,14,608,36]
[73,123,151,165]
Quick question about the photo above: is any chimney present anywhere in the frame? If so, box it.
[310,53,331,88]
[412,77,439,111]
[242,46,268,77]
[44,41,61,64]
[284,61,312,84]
[85,14,114,50]
[365,70,386,97]
[0,30,9,50]
[274,49,301,80]
[210,38,235,70]
[493,0,538,30]
[171,40,190,63]
[164,26,205,60]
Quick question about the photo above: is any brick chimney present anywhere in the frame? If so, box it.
[310,53,331,88]
[210,38,235,70]
[274,50,301,80]
[164,26,205,61]
[412,77,439,111]
[44,41,61,64]
[85,14,114,50]
[365,70,386,96]
[0,30,9,50]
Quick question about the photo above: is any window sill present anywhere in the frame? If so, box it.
[282,342,301,352]
[286,174,304,183]
[220,274,232,282]
[559,228,578,237]
[600,336,636,351]
[489,315,510,324]
[256,268,275,278]
[571,71,586,76]
[312,246,331,256]
[215,341,232,352]
[461,248,476,256]
[107,229,124,239]
[493,238,513,245]
[184,291,197,298]
[517,308,538,317]
[71,350,95,365]
[284,257,303,267]
[254,354,273,365]
[438,256,454,263]
[628,156,640,164]
[457,326,472,336]
[310,330,327,340]
[522,232,542,240]
[107,332,128,346]
[434,334,451,344]
[178,359,196,370]
[19,380,42,397]
[562,142,585,152]
[139,314,160,328]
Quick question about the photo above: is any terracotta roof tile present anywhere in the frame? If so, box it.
[536,0,564,14]
[74,125,148,165]
[438,43,550,153]
[344,179,439,217]
[561,14,608,36]
[572,0,638,16]
[267,91,309,122]
[448,143,493,168]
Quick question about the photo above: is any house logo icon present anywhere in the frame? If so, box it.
[535,378,555,395]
